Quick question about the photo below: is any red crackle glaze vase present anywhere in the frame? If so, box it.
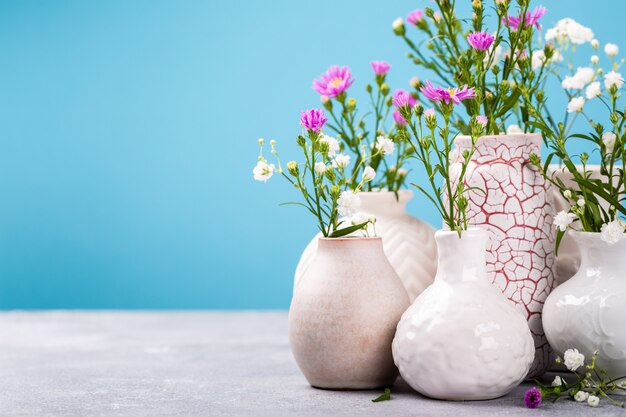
[451,133,556,378]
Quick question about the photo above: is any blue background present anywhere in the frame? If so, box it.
[0,0,618,309]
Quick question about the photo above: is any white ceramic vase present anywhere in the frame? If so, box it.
[452,133,556,378]
[548,165,605,284]
[294,190,437,301]
[543,231,626,383]
[289,237,410,389]
[392,228,535,400]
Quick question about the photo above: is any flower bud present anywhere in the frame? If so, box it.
[381,83,390,95]
[392,17,405,36]
[287,161,298,176]
[611,112,619,124]
[591,39,599,49]
[318,140,329,154]
[410,76,421,89]
[296,135,306,147]
[366,84,372,93]
[347,98,357,111]
[325,168,336,182]
[581,152,589,163]
[270,139,277,147]
[330,185,341,199]
[413,103,424,117]
[258,138,265,145]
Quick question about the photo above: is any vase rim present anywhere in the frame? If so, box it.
[455,133,542,142]
[435,227,486,238]
[569,230,626,248]
[317,236,382,242]
[358,189,413,197]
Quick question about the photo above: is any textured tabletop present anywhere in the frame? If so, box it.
[0,311,623,416]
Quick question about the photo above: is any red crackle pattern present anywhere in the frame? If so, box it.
[451,134,556,378]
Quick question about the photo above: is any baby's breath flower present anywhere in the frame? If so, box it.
[337,191,360,217]
[314,162,327,174]
[376,136,395,155]
[362,166,376,182]
[601,220,624,244]
[574,391,589,402]
[588,395,600,407]
[332,154,351,169]
[605,43,619,58]
[563,348,585,371]
[253,160,275,182]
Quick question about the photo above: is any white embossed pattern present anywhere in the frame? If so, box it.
[294,191,437,301]
[451,134,556,378]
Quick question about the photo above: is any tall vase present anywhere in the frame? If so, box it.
[543,231,626,384]
[392,228,535,400]
[452,133,556,378]
[289,237,410,389]
[294,190,437,301]
[549,164,605,284]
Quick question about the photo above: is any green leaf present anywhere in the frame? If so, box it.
[330,222,368,238]
[372,388,391,403]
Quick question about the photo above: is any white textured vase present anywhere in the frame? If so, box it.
[452,134,556,378]
[543,231,626,384]
[549,165,605,284]
[294,190,437,301]
[289,237,410,389]
[392,228,535,400]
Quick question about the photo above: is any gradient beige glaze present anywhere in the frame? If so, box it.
[289,237,410,389]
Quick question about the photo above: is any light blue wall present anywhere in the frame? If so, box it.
[0,0,619,309]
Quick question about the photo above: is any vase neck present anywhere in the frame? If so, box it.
[571,231,626,274]
[434,229,488,283]
[358,190,412,217]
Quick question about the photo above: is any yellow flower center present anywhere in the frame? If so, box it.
[329,77,343,87]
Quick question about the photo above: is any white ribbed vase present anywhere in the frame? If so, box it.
[289,237,410,389]
[294,190,437,301]
[543,231,626,389]
[392,228,535,400]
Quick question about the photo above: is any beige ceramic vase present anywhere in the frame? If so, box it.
[289,237,410,389]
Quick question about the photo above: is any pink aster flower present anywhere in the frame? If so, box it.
[475,115,488,126]
[392,89,416,108]
[393,110,406,125]
[406,9,424,26]
[424,108,436,119]
[300,109,328,132]
[467,32,495,51]
[312,65,354,98]
[503,6,547,30]
[371,61,391,76]
[420,81,475,105]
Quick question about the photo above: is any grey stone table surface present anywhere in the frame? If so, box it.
[0,311,624,417]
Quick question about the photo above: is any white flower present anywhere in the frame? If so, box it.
[585,81,602,99]
[252,160,275,182]
[562,75,586,90]
[564,348,585,371]
[362,166,376,182]
[532,50,546,70]
[567,97,585,113]
[376,135,395,155]
[605,43,619,58]
[350,212,372,226]
[574,391,589,402]
[545,18,594,45]
[577,198,586,207]
[551,376,565,387]
[604,71,624,90]
[337,191,361,217]
[554,211,577,232]
[332,154,351,169]
[409,76,420,88]
[314,162,327,174]
[319,134,340,156]
[602,132,617,153]
[588,395,600,407]
[507,124,523,134]
[575,67,595,84]
[564,190,573,200]
[601,220,624,244]
[591,55,599,65]
[591,39,599,49]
